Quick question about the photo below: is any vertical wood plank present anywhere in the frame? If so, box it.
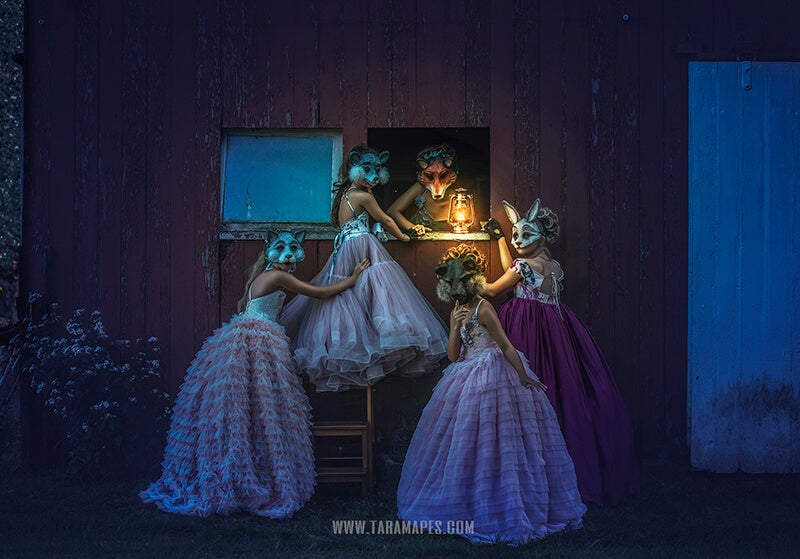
[120,0,148,339]
[612,0,641,439]
[739,63,798,473]
[318,0,344,129]
[194,0,222,351]
[221,0,246,128]
[391,0,417,127]
[293,0,319,127]
[537,0,561,208]
[219,241,244,320]
[73,0,99,311]
[465,0,490,127]
[367,0,393,128]
[489,0,515,219]
[96,1,123,338]
[169,0,198,394]
[268,0,293,127]
[561,0,591,324]
[637,0,666,455]
[48,2,76,312]
[145,2,173,378]
[341,0,368,148]
[440,0,466,127]
[663,0,689,450]
[587,0,616,363]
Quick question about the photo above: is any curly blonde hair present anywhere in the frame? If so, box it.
[440,244,487,274]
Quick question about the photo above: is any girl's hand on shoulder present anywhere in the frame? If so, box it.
[351,257,371,279]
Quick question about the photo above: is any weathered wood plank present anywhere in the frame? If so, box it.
[145,1,173,386]
[73,0,99,311]
[194,0,222,352]
[612,1,641,439]
[267,0,293,127]
[663,0,689,450]
[465,0,489,127]
[293,0,319,127]
[168,0,198,394]
[48,2,76,313]
[587,0,616,362]
[391,0,417,127]
[637,0,666,455]
[366,0,393,127]
[537,0,560,208]
[120,0,148,339]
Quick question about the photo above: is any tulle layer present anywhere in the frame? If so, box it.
[281,234,448,392]
[498,297,640,506]
[397,347,586,546]
[140,313,315,518]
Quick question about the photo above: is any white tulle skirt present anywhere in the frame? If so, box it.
[140,313,315,518]
[280,234,448,392]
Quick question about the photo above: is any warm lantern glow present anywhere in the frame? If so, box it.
[447,188,475,234]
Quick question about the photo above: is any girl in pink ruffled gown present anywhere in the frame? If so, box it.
[398,245,586,546]
[140,231,369,518]
[482,199,639,506]
[281,145,448,392]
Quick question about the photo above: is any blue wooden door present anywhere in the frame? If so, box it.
[689,62,800,473]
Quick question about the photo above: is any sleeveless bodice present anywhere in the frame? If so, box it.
[244,291,285,322]
[511,258,563,305]
[459,300,497,360]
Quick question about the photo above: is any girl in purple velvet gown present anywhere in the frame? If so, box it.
[482,199,639,506]
[397,245,585,546]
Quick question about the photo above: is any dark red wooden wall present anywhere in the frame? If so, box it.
[21,0,800,459]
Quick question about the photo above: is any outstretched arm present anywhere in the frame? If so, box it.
[253,259,370,300]
[387,182,424,233]
[482,267,521,298]
[361,193,412,241]
[477,301,546,391]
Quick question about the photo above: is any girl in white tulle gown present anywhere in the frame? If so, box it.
[140,231,369,518]
[281,145,448,392]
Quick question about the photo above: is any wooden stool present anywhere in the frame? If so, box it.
[311,386,374,497]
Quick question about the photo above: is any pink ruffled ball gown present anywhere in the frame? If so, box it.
[140,291,315,518]
[280,194,448,392]
[397,299,586,546]
[498,258,639,506]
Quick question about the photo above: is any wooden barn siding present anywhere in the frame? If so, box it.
[21,0,800,460]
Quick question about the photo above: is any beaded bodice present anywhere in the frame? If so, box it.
[512,258,563,305]
[459,299,496,360]
[245,291,285,322]
[337,211,370,243]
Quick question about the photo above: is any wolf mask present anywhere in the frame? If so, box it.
[348,149,390,187]
[434,245,487,305]
[265,230,306,270]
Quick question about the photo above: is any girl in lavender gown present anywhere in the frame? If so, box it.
[397,245,585,546]
[140,231,369,518]
[281,145,448,392]
[481,199,639,506]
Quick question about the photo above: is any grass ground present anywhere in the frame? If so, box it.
[1,459,799,559]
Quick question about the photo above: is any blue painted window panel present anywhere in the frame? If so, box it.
[689,62,800,473]
[221,131,341,224]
